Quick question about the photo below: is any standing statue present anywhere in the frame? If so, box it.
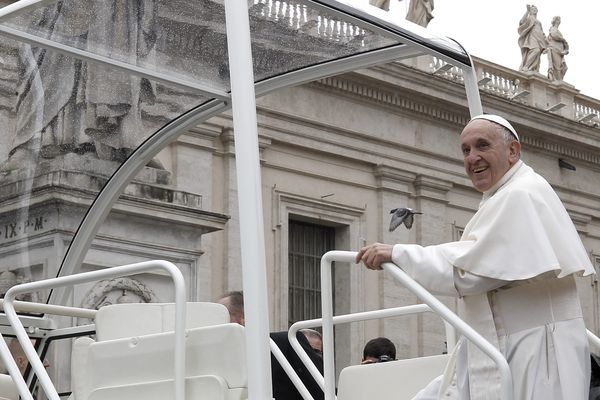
[547,16,569,81]
[369,0,390,11]
[1,0,158,173]
[517,4,547,73]
[406,0,434,28]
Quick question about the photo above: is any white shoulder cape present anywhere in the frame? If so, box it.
[444,161,594,280]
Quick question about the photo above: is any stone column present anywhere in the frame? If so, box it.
[413,175,453,357]
[547,80,579,119]
[374,164,420,359]
[519,71,549,109]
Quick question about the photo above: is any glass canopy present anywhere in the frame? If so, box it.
[0,0,473,304]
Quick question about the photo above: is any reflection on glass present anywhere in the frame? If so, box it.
[249,0,400,82]
[2,0,230,91]
[0,30,207,304]
[2,0,401,94]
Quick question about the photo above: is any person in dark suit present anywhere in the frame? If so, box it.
[270,330,324,400]
[217,291,323,399]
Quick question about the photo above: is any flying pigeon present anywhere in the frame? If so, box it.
[389,208,423,231]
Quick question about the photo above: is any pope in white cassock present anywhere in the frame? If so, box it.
[356,114,595,400]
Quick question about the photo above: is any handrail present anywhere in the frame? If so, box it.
[288,303,451,391]
[269,338,315,400]
[588,329,600,352]
[0,300,98,320]
[1,260,187,400]
[320,250,513,400]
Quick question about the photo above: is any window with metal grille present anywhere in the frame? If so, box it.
[288,220,335,326]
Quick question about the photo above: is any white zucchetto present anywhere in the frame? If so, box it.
[470,114,520,141]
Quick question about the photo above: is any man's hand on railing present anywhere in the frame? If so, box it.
[355,243,393,270]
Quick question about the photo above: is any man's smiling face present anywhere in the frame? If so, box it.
[460,119,520,192]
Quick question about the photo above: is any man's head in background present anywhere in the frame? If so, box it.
[217,290,245,325]
[361,337,396,365]
[300,329,322,356]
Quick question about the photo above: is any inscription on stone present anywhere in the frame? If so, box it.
[1,216,47,241]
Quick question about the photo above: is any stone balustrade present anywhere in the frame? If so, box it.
[417,55,600,128]
[251,0,366,42]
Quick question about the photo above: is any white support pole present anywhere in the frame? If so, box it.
[223,2,273,399]
[463,56,484,117]
[320,251,343,400]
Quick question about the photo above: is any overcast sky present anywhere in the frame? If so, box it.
[370,0,600,100]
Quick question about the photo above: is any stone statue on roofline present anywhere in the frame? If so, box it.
[406,0,434,28]
[517,4,547,73]
[547,16,569,81]
[369,0,390,11]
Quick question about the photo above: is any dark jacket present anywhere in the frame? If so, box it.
[270,331,324,400]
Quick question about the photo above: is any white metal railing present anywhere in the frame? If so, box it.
[287,303,456,394]
[270,338,316,400]
[0,299,98,319]
[0,260,187,400]
[319,250,513,400]
[588,329,600,352]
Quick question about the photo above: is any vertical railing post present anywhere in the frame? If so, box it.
[223,2,273,399]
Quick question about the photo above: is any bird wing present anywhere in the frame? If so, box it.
[403,213,415,229]
[389,208,409,232]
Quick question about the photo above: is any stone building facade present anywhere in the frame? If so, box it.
[1,50,599,377]
[173,55,600,367]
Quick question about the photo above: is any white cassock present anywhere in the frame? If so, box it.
[389,160,595,400]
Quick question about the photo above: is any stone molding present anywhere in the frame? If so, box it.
[311,76,469,128]
[218,126,273,160]
[310,73,600,168]
[413,175,452,203]
[374,164,417,195]
[272,188,365,229]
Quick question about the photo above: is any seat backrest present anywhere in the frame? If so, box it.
[72,323,247,400]
[337,354,449,400]
[0,374,18,400]
[95,302,229,341]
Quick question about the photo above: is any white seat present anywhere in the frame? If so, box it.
[94,302,230,340]
[337,354,449,400]
[0,374,18,400]
[71,302,247,400]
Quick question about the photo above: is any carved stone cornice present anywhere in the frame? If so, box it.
[182,123,222,151]
[522,136,600,165]
[309,73,600,169]
[374,164,416,195]
[413,175,452,203]
[218,127,272,162]
[310,76,469,128]
[567,210,592,235]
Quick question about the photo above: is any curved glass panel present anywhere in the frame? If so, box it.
[0,36,209,304]
[248,0,400,81]
[1,0,230,92]
[1,0,402,94]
